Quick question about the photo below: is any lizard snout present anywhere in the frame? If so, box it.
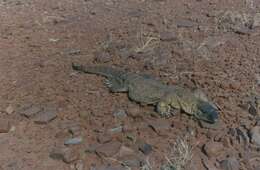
[196,101,219,123]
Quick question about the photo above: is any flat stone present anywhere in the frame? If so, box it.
[50,147,79,163]
[5,105,14,114]
[118,146,135,157]
[120,154,144,167]
[95,141,121,157]
[20,105,42,118]
[176,19,195,28]
[250,126,260,146]
[64,137,83,145]
[203,141,224,158]
[220,157,239,170]
[34,107,57,124]
[0,119,10,133]
[147,118,172,133]
[160,31,177,41]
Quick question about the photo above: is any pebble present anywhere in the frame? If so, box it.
[95,141,121,157]
[0,119,10,133]
[160,31,177,41]
[138,141,152,155]
[5,105,14,114]
[20,105,42,118]
[203,141,224,158]
[50,147,79,163]
[64,137,83,145]
[113,109,127,118]
[220,157,239,170]
[250,126,260,146]
[127,104,140,118]
[34,107,57,124]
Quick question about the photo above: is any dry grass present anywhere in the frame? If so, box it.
[163,135,194,170]
[134,30,159,54]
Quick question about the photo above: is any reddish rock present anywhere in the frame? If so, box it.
[50,147,79,163]
[0,119,10,133]
[96,141,122,157]
[203,141,224,158]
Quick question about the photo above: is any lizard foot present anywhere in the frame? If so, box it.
[156,102,174,118]
[104,78,128,92]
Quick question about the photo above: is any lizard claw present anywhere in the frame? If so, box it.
[104,79,112,87]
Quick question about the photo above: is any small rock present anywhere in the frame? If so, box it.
[120,154,144,167]
[203,141,224,157]
[118,146,135,157]
[20,105,42,118]
[97,133,112,144]
[202,159,219,170]
[250,126,260,146]
[199,120,223,130]
[128,9,143,17]
[147,119,171,133]
[0,119,10,133]
[127,104,140,118]
[95,141,121,157]
[160,31,177,41]
[109,126,123,133]
[34,107,57,124]
[138,142,152,155]
[113,109,127,118]
[253,13,260,28]
[64,137,83,145]
[50,147,79,163]
[176,19,195,28]
[5,105,14,114]
[220,157,239,170]
[68,125,81,137]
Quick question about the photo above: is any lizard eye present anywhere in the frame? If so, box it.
[196,101,219,123]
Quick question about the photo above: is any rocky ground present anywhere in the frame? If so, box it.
[0,0,260,170]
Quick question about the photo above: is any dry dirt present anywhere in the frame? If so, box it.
[0,0,260,170]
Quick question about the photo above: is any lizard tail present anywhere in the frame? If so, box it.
[72,63,127,78]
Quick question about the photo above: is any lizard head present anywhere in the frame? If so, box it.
[194,100,219,123]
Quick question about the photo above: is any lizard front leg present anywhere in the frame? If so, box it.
[156,94,181,117]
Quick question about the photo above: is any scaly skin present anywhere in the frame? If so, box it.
[72,63,219,123]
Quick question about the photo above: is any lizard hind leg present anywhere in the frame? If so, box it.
[104,77,128,92]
